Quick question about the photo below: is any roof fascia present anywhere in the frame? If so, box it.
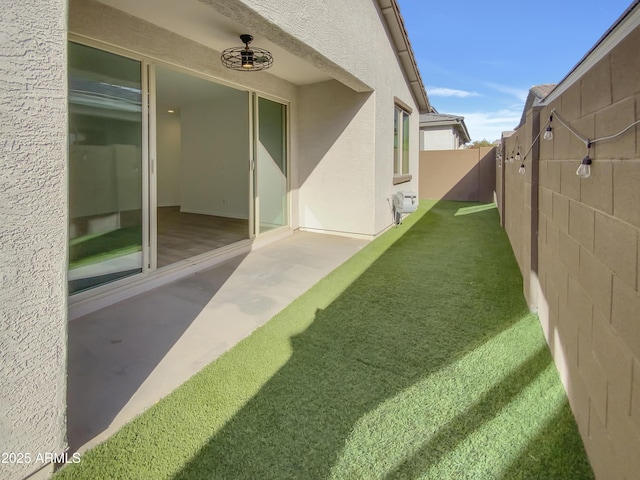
[376,0,431,114]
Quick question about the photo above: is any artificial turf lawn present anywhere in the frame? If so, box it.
[55,201,594,480]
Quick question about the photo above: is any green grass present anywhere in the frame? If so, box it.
[69,226,142,269]
[55,201,594,480]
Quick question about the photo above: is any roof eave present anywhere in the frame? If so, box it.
[377,0,431,114]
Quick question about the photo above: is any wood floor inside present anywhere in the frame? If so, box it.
[157,207,248,268]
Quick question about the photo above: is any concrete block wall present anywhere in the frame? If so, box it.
[503,117,537,310]
[499,22,640,480]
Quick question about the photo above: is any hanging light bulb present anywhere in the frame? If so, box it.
[518,163,526,174]
[515,151,521,162]
[544,114,554,140]
[576,155,591,178]
[509,155,514,163]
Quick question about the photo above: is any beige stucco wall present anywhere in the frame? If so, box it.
[0,1,69,479]
[244,0,421,236]
[71,0,420,239]
[499,23,640,479]
[420,126,457,150]
[297,81,376,235]
[419,147,495,202]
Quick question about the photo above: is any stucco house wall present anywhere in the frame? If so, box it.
[70,0,420,239]
[246,0,421,236]
[420,126,458,150]
[0,1,68,480]
[297,81,376,236]
[498,10,640,478]
[1,1,427,478]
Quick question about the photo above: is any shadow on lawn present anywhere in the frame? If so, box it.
[171,202,591,479]
[382,345,551,479]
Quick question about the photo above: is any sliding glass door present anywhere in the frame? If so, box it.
[255,96,288,234]
[68,42,289,295]
[68,42,144,294]
[152,66,251,268]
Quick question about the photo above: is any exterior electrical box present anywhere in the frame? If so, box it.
[393,191,418,214]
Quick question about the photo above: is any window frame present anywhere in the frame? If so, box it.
[393,100,412,184]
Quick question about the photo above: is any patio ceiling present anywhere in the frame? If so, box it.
[97,0,333,86]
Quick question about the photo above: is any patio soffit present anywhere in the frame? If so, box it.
[96,0,371,92]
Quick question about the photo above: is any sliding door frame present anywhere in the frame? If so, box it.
[147,63,158,271]
[253,92,291,236]
[67,34,292,306]
[67,35,151,302]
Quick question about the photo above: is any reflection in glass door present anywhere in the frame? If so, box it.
[68,42,144,294]
[255,97,288,234]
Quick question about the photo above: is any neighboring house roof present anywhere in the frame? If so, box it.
[378,0,432,114]
[419,113,471,144]
[515,84,557,129]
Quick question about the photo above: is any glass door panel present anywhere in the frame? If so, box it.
[256,97,288,233]
[68,42,144,294]
[153,66,250,268]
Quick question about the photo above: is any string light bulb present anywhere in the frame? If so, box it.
[544,114,554,140]
[518,163,526,174]
[515,151,521,162]
[576,141,592,178]
[509,155,514,163]
[576,155,592,178]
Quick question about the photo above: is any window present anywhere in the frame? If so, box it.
[393,105,410,179]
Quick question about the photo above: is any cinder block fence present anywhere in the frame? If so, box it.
[497,10,640,479]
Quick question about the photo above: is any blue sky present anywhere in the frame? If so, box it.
[396,0,634,142]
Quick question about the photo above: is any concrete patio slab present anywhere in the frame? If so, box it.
[67,231,368,454]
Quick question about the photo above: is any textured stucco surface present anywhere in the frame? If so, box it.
[69,0,298,104]
[234,0,419,235]
[420,126,458,151]
[0,0,68,479]
[71,0,419,239]
[297,81,376,235]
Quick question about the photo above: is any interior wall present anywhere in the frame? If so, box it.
[157,111,181,207]
[180,92,249,219]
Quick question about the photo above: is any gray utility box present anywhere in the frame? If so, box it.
[393,191,418,214]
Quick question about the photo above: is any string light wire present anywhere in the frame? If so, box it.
[505,107,639,177]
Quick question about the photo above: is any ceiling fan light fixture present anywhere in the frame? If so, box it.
[221,34,273,72]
